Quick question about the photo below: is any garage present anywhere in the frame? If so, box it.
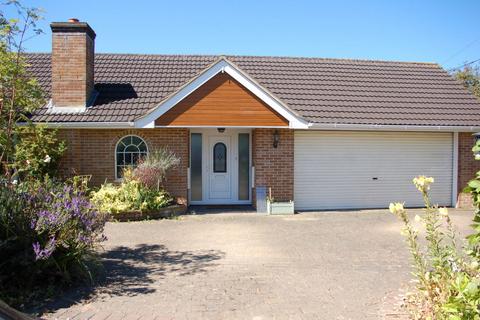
[294,131,454,210]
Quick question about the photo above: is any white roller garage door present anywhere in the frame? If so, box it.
[294,131,454,210]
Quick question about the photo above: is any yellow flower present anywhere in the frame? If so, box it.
[413,176,434,192]
[439,207,449,217]
[389,202,405,216]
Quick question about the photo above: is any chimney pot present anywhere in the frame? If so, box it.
[68,18,80,23]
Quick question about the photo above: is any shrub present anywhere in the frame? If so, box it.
[13,124,66,179]
[465,138,480,260]
[133,147,180,190]
[0,177,108,307]
[91,168,172,215]
[390,176,480,319]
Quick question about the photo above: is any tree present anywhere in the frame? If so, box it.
[453,64,480,99]
[0,1,64,181]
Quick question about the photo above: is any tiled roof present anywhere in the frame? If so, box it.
[24,53,480,127]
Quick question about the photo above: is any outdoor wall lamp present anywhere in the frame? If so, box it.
[217,128,225,133]
[273,130,280,148]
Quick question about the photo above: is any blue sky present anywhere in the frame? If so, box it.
[4,0,480,70]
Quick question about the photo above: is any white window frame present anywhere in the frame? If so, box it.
[114,134,149,180]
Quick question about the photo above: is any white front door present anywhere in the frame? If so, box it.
[189,128,252,205]
[208,136,232,200]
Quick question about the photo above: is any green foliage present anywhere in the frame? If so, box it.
[12,124,66,179]
[0,177,108,308]
[465,139,480,260]
[91,168,173,215]
[390,176,480,319]
[0,2,46,180]
[454,65,480,99]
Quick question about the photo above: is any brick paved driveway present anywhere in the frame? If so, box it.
[43,209,472,320]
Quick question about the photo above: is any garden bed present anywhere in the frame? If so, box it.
[111,204,187,222]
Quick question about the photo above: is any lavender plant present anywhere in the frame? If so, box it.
[0,177,108,307]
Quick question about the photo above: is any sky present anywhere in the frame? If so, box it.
[3,0,480,70]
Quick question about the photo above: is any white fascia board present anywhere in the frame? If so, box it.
[31,122,134,129]
[307,122,480,132]
[155,125,289,128]
[134,58,308,129]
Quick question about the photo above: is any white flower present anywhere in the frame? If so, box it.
[414,215,422,222]
[475,154,480,160]
[389,202,406,216]
[26,160,30,165]
[439,207,449,217]
[12,179,18,185]
[43,155,51,163]
[413,176,434,192]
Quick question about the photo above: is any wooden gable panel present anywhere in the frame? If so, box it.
[155,73,289,127]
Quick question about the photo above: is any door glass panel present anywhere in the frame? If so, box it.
[190,133,202,201]
[238,133,250,200]
[213,143,227,173]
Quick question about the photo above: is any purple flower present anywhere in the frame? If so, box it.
[32,237,56,261]
[32,242,41,258]
[36,209,64,229]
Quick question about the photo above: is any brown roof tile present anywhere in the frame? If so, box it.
[24,53,480,127]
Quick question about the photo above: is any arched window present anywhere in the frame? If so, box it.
[115,135,148,179]
[213,142,227,173]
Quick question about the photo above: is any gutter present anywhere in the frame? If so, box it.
[29,120,480,132]
[307,122,480,132]
[32,122,135,129]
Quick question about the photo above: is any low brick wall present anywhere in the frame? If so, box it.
[110,204,187,222]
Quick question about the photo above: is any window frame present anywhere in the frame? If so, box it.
[213,142,227,173]
[114,134,149,180]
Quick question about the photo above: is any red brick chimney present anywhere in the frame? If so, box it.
[50,19,96,112]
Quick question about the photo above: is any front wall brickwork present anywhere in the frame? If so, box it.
[252,129,294,202]
[55,128,478,208]
[57,128,189,204]
[457,132,480,207]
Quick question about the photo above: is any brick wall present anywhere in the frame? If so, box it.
[57,128,189,204]
[51,27,95,107]
[252,128,294,202]
[457,132,480,207]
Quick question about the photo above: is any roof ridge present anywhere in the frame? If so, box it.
[23,51,438,66]
[225,54,438,66]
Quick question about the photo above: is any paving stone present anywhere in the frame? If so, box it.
[40,209,473,319]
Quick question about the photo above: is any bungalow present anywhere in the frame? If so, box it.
[25,19,480,210]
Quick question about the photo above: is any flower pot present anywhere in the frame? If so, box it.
[267,200,294,215]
